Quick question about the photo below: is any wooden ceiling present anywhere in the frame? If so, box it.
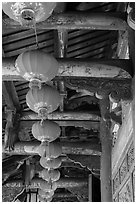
[2,2,132,202]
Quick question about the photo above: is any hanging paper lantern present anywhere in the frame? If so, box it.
[40,157,62,169]
[39,169,60,182]
[2,2,57,27]
[15,50,59,89]
[39,195,53,202]
[38,189,54,198]
[39,179,57,192]
[32,120,61,143]
[26,85,61,119]
[37,142,62,158]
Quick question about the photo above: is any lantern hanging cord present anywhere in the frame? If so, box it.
[34,25,39,49]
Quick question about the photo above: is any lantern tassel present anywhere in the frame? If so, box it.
[29,78,42,89]
[38,107,48,120]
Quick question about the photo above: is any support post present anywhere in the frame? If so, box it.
[88,174,92,201]
[100,96,112,202]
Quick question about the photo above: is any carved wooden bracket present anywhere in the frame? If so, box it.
[104,112,122,125]
[64,77,132,101]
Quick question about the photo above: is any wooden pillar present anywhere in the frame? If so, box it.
[100,96,112,202]
[88,174,92,201]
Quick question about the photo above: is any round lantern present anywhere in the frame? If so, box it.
[2,2,57,27]
[38,189,54,198]
[37,142,62,158]
[39,179,57,191]
[26,85,61,119]
[32,120,61,143]
[39,169,60,182]
[40,157,62,169]
[38,195,53,202]
[15,50,59,89]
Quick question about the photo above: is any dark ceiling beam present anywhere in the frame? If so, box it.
[4,177,88,188]
[2,81,21,111]
[20,111,100,121]
[2,82,15,111]
[19,120,100,131]
[2,58,132,81]
[3,12,127,30]
[2,140,101,156]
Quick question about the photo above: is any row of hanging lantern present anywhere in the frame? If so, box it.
[15,48,62,203]
[15,50,62,201]
[3,3,63,201]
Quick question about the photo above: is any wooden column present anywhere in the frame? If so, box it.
[100,96,112,202]
[88,174,92,201]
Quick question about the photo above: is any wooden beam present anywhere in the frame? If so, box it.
[2,58,132,81]
[2,82,15,111]
[19,120,100,130]
[3,12,127,30]
[2,140,101,156]
[2,81,20,111]
[21,111,100,121]
[4,177,88,188]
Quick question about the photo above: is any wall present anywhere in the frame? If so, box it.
[112,85,135,202]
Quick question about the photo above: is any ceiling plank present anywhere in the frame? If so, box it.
[2,58,132,81]
[3,12,127,31]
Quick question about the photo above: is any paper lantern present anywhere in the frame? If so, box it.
[26,85,61,119]
[39,195,53,202]
[39,179,57,191]
[15,50,59,88]
[40,157,62,169]
[32,120,61,142]
[39,169,60,182]
[2,2,57,27]
[37,142,62,158]
[38,189,54,198]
